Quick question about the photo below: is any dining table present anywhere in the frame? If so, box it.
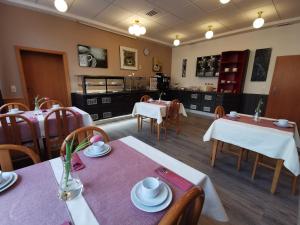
[0,136,228,225]
[203,113,300,193]
[132,100,187,140]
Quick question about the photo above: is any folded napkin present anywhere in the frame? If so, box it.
[71,153,85,171]
[61,221,72,225]
[155,167,193,191]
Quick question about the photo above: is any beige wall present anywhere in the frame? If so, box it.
[171,22,300,94]
[0,3,172,98]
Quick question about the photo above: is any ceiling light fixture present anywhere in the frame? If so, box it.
[253,11,265,29]
[54,0,68,12]
[173,35,180,46]
[219,0,231,4]
[205,26,214,39]
[128,20,146,36]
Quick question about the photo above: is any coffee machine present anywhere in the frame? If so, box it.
[155,73,170,92]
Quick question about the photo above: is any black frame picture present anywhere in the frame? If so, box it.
[182,59,187,77]
[78,44,108,68]
[196,55,220,77]
[251,48,272,81]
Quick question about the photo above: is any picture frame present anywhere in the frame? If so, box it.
[182,59,187,77]
[120,46,138,70]
[77,44,108,68]
[251,48,272,81]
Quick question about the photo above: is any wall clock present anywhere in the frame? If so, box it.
[143,48,150,56]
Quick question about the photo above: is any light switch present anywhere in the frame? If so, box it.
[10,85,17,93]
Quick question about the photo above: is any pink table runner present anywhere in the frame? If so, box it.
[224,115,295,133]
[147,100,169,106]
[75,140,185,225]
[0,162,70,225]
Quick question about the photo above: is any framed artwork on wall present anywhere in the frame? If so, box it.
[77,44,108,68]
[195,55,220,77]
[182,59,187,77]
[152,57,162,72]
[120,46,138,70]
[251,48,272,81]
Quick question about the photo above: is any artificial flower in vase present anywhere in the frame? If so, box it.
[34,96,49,114]
[158,92,166,102]
[58,135,97,201]
[254,98,264,122]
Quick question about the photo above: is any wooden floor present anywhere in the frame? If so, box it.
[99,113,299,225]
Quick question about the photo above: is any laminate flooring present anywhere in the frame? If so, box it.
[99,113,299,225]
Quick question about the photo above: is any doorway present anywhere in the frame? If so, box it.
[266,55,300,127]
[16,46,71,108]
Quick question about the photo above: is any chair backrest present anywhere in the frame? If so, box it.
[214,105,225,119]
[166,99,180,121]
[140,95,151,102]
[44,108,80,157]
[158,187,205,225]
[39,99,64,109]
[60,126,110,156]
[0,102,30,114]
[0,114,39,152]
[0,144,40,171]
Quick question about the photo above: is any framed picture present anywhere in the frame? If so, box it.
[251,48,272,81]
[77,44,108,68]
[195,55,220,77]
[182,59,187,77]
[120,46,138,70]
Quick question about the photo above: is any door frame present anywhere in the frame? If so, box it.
[15,46,71,106]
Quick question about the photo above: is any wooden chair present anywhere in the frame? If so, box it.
[0,102,30,113]
[159,99,181,138]
[212,105,245,171]
[0,144,40,171]
[44,107,80,159]
[158,187,205,225]
[39,99,64,109]
[251,154,299,194]
[60,126,110,156]
[0,114,39,153]
[138,95,152,131]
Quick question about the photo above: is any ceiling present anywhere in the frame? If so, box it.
[5,0,300,45]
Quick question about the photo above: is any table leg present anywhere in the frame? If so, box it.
[137,115,140,131]
[271,159,284,194]
[157,123,160,141]
[150,118,153,133]
[210,139,219,167]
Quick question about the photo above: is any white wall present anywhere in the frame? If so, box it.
[171,23,300,94]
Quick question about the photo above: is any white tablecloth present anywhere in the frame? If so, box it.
[203,116,300,176]
[132,101,187,124]
[37,106,94,137]
[121,136,228,222]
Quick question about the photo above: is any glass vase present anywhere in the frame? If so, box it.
[254,111,260,122]
[58,160,83,201]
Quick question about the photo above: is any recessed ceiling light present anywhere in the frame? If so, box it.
[205,26,214,39]
[253,11,265,29]
[173,35,180,46]
[54,0,68,12]
[220,0,231,4]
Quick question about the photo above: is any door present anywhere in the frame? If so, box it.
[266,55,300,127]
[20,50,69,108]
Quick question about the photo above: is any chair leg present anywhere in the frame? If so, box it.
[251,153,262,180]
[140,117,143,130]
[219,142,224,152]
[236,148,244,171]
[292,176,298,195]
[137,115,140,131]
[150,119,153,133]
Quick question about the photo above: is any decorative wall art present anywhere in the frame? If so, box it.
[152,57,162,72]
[196,55,220,77]
[78,44,108,68]
[182,59,187,77]
[251,48,272,81]
[120,46,138,70]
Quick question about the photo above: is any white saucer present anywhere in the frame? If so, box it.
[6,110,24,115]
[0,172,18,192]
[83,144,111,158]
[273,121,293,128]
[131,181,172,213]
[226,114,240,118]
[134,181,169,206]
[0,172,13,189]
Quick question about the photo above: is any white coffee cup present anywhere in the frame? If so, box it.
[0,171,3,183]
[10,108,19,114]
[141,177,161,199]
[91,141,105,154]
[52,104,60,109]
[229,111,238,117]
[277,119,288,127]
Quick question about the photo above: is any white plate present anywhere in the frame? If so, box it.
[273,121,293,128]
[131,181,172,213]
[0,172,18,192]
[83,144,111,158]
[6,110,24,115]
[134,181,169,207]
[226,114,240,118]
[0,173,13,189]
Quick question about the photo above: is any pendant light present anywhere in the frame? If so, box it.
[54,0,68,12]
[220,0,231,4]
[173,35,180,46]
[253,11,264,29]
[205,26,214,39]
[128,20,146,36]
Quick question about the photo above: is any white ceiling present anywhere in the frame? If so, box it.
[5,0,300,45]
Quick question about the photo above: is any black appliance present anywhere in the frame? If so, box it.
[156,73,170,92]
